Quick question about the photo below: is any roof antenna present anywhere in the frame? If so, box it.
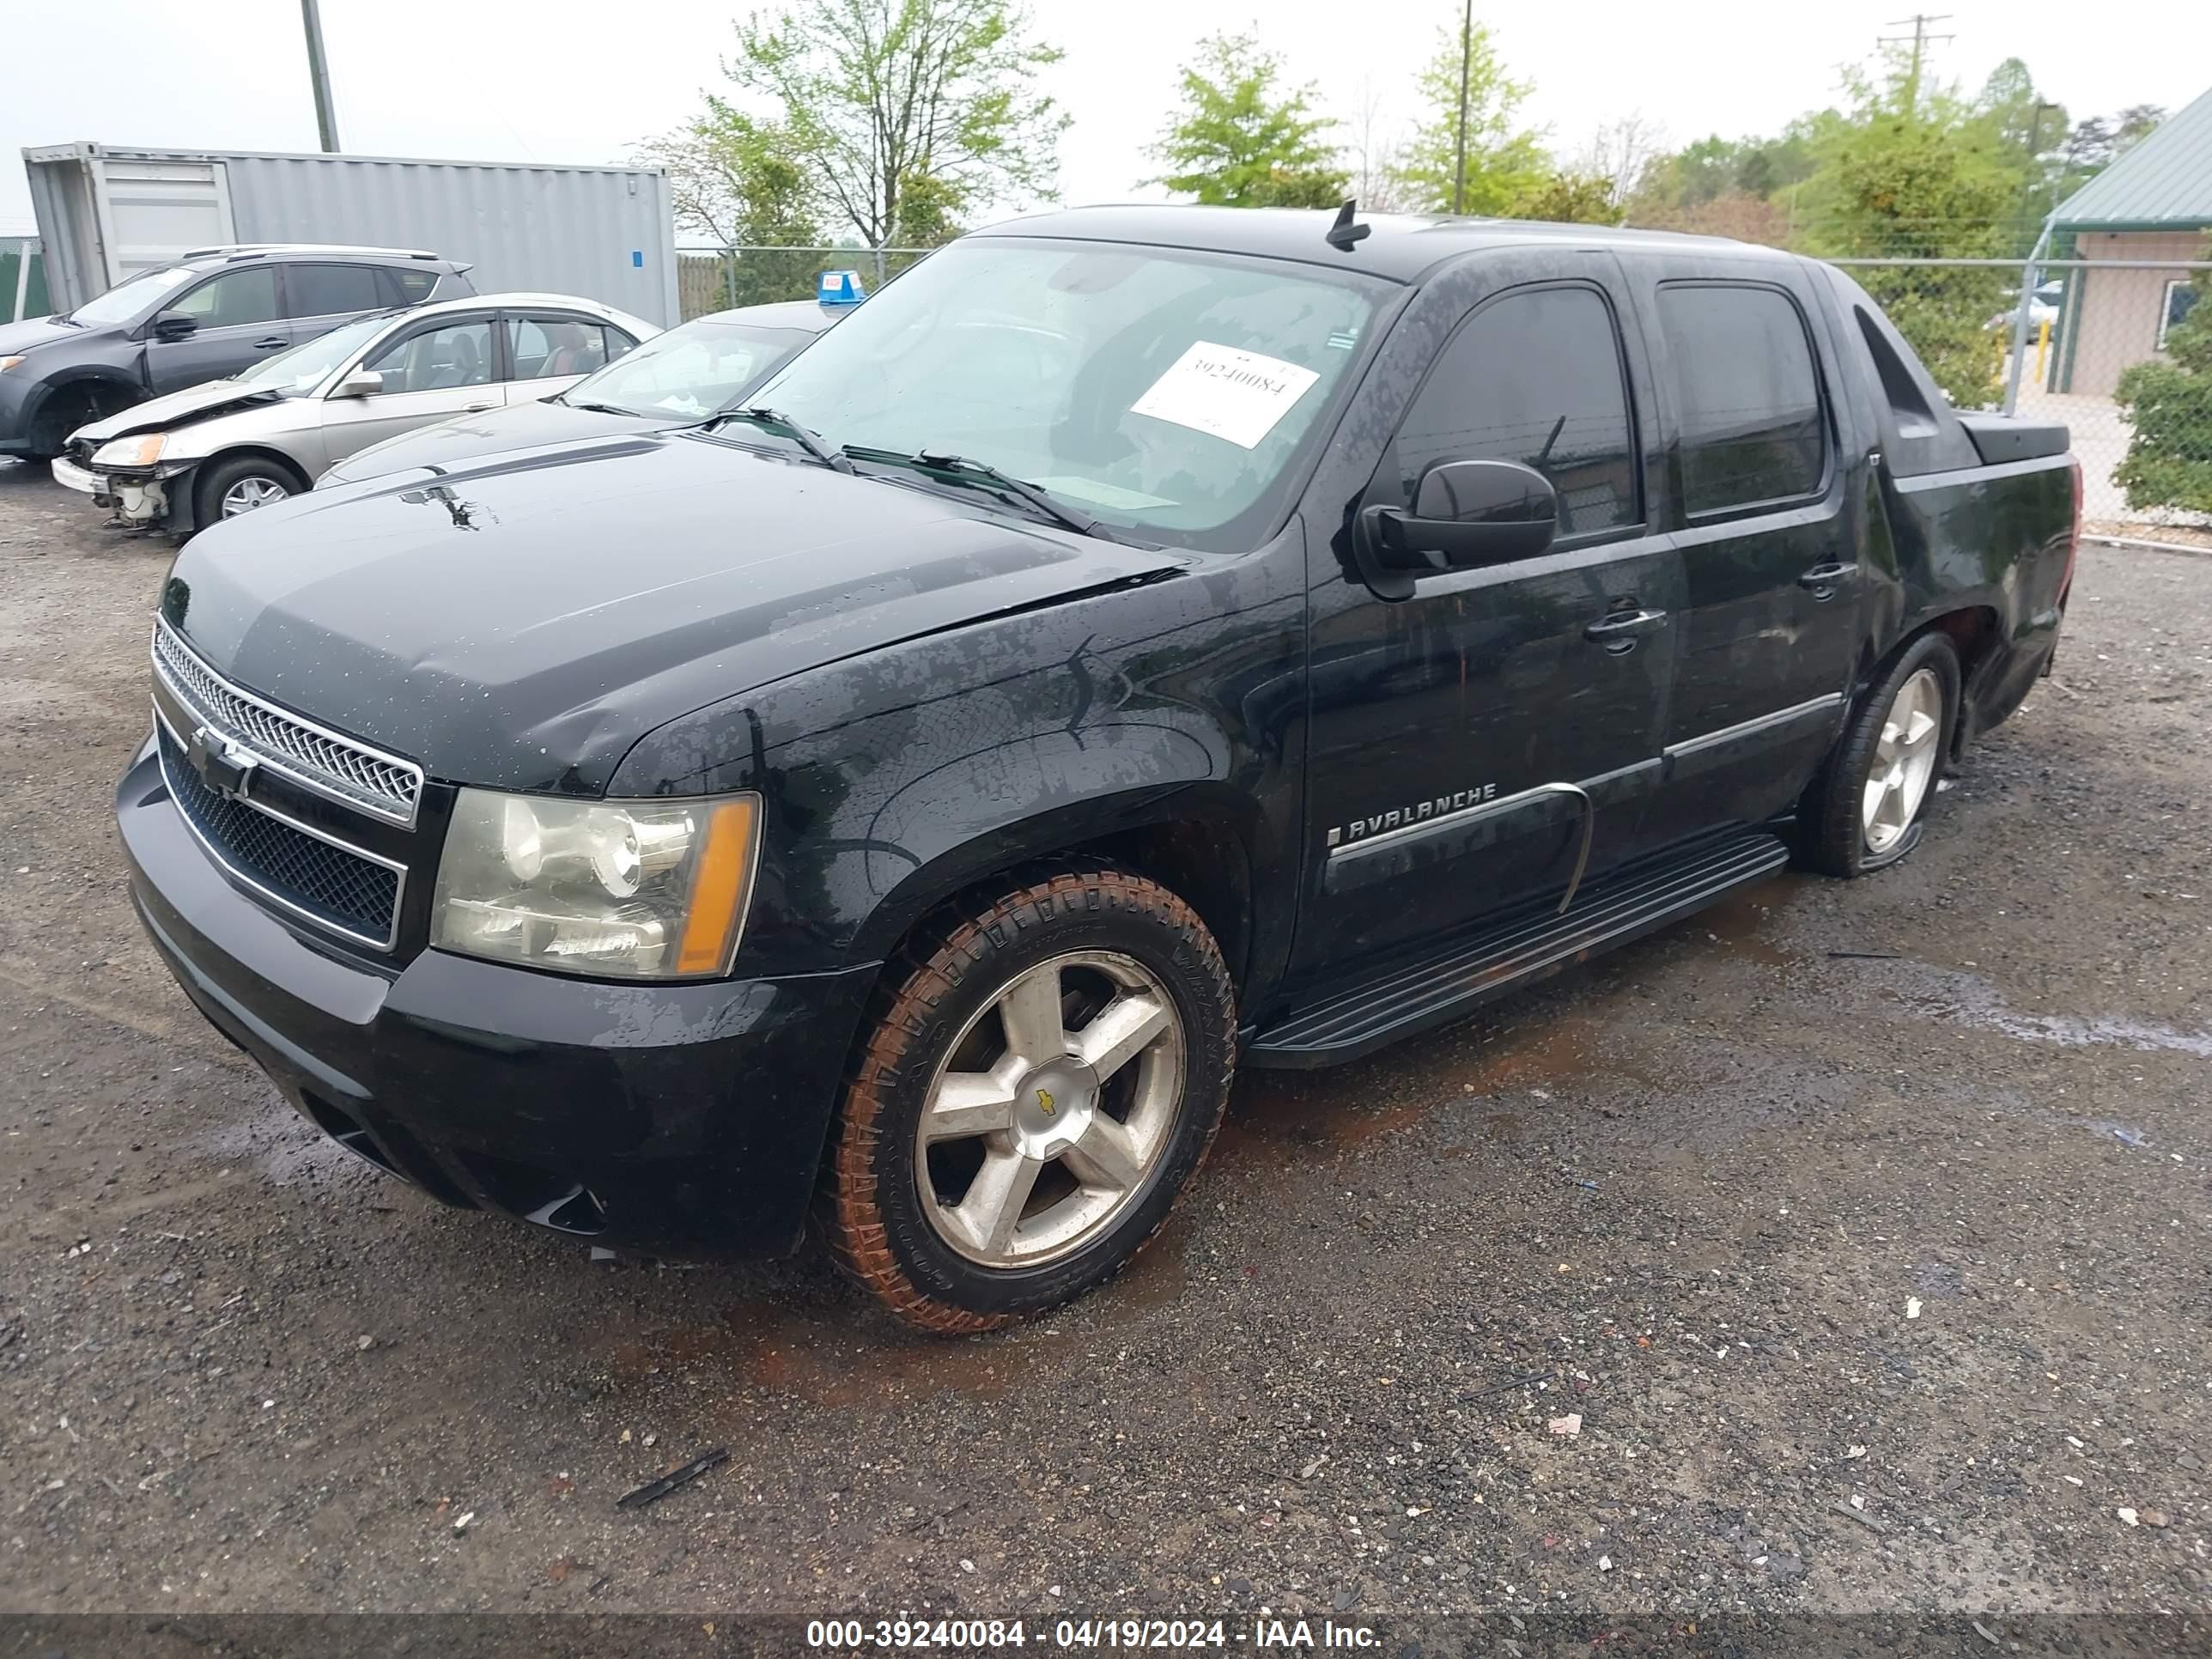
[1325,198,1371,252]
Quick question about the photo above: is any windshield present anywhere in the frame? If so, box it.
[563,319,817,418]
[751,240,1387,546]
[232,313,397,392]
[68,266,197,327]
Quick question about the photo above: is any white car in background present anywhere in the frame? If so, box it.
[318,298,842,489]
[54,293,658,535]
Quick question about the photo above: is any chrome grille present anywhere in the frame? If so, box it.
[157,722,404,950]
[151,623,422,823]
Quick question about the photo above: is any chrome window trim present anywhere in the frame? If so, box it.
[151,620,424,825]
[155,705,407,952]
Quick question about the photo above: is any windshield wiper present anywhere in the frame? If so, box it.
[844,446,1103,538]
[708,406,853,472]
[562,399,642,417]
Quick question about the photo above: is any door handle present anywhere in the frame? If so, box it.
[252,337,288,349]
[1799,561,1857,597]
[1583,608,1668,653]
[463,401,496,412]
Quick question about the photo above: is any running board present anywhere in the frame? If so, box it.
[1247,829,1790,1068]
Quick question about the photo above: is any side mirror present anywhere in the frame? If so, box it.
[151,310,198,342]
[332,369,384,398]
[1359,459,1559,584]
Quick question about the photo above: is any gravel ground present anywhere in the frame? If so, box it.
[2,458,2209,1625]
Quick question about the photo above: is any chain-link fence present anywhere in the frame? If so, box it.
[1836,255,2212,537]
[675,245,932,320]
[4,238,48,323]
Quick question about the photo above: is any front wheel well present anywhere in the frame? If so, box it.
[874,813,1257,1002]
[27,377,139,454]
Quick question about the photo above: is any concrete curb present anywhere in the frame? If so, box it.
[2082,534,2212,558]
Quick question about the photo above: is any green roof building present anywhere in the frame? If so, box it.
[2048,87,2212,395]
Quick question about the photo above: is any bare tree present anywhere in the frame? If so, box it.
[1345,78,1411,212]
[1575,112,1668,210]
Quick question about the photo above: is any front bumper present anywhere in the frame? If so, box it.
[52,455,106,499]
[117,738,878,1256]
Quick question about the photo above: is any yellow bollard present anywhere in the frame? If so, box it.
[2035,318,2051,383]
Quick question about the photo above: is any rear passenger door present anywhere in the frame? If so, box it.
[1632,270,1859,848]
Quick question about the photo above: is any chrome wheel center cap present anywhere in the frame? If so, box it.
[1011,1059,1098,1159]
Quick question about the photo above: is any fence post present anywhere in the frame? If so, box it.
[2002,218,2054,415]
[9,240,29,325]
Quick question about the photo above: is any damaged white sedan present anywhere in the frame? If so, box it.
[55,292,656,535]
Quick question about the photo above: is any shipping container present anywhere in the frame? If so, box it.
[23,142,678,325]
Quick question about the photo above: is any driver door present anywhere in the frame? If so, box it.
[317,313,505,469]
[143,267,293,394]
[1293,278,1683,977]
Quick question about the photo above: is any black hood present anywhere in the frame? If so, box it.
[161,430,1187,795]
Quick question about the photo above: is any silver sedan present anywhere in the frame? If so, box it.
[54,292,659,535]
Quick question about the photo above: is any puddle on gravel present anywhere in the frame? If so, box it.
[1695,875,1807,969]
[1893,967,2212,1058]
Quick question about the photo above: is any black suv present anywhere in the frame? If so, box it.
[0,244,474,459]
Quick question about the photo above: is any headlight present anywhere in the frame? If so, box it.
[93,433,167,469]
[430,788,761,980]
[0,356,24,373]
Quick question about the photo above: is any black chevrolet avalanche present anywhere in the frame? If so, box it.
[118,207,2079,1331]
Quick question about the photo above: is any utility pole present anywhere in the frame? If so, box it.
[1878,13,1954,123]
[1450,0,1472,214]
[301,0,341,153]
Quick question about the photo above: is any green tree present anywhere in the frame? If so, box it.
[640,112,821,250]
[1510,172,1621,225]
[1147,32,1347,209]
[720,0,1066,248]
[2115,253,2212,514]
[1390,17,1547,216]
[1808,120,2014,404]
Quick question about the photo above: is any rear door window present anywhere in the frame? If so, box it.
[1657,283,1827,514]
[287,263,383,319]
[507,316,627,380]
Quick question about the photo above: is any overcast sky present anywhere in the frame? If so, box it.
[3,0,2206,240]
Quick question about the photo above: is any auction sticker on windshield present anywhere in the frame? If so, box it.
[1130,342,1321,450]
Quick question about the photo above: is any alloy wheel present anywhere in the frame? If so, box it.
[914,949,1185,1268]
[1863,665,1943,855]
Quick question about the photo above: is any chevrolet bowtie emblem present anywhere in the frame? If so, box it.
[1035,1089,1055,1115]
[185,726,258,802]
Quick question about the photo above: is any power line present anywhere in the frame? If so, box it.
[301,0,341,153]
[1450,0,1473,215]
[1877,13,1954,122]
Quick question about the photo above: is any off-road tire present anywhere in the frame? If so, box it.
[822,865,1237,1334]
[1798,631,1961,877]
